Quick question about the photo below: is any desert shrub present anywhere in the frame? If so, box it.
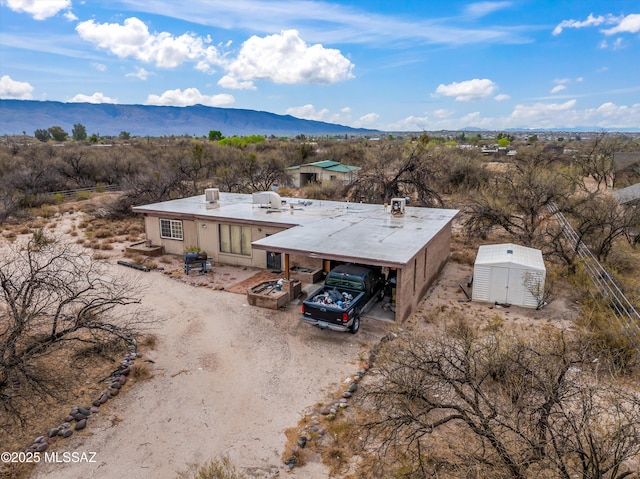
[175,456,247,479]
[302,182,345,201]
[94,228,112,239]
[129,362,152,381]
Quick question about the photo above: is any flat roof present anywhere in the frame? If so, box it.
[133,193,459,268]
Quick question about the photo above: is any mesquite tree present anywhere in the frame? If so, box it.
[362,319,640,479]
[0,234,149,427]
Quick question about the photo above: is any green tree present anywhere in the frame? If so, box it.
[497,137,510,147]
[72,123,87,141]
[48,125,68,142]
[208,130,223,141]
[119,131,131,140]
[34,129,51,142]
[89,133,99,143]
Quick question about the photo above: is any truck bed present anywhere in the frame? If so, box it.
[301,286,364,332]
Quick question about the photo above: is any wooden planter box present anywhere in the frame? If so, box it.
[289,266,323,284]
[247,281,290,310]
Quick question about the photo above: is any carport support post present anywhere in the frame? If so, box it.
[284,253,290,280]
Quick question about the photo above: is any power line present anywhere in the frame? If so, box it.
[548,203,640,342]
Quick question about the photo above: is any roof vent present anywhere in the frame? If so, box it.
[390,197,406,216]
[204,188,220,209]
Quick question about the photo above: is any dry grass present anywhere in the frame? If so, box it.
[0,338,131,479]
[139,334,158,350]
[174,456,247,479]
[128,362,153,381]
[281,426,308,468]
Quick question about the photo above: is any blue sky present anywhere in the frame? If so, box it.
[1,0,639,131]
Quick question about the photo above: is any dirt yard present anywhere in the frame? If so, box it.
[27,257,393,479]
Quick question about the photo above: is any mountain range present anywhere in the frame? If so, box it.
[0,100,377,138]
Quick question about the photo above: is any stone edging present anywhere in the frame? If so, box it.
[285,331,398,470]
[24,337,139,453]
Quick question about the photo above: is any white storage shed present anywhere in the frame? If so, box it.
[472,243,546,309]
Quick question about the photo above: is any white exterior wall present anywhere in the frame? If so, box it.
[472,244,546,309]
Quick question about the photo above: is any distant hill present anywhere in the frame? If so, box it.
[0,100,377,137]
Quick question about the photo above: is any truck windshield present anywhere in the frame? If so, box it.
[325,276,364,291]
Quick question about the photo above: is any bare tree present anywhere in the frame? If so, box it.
[464,147,575,245]
[0,234,149,427]
[346,139,443,206]
[573,132,620,191]
[565,193,640,262]
[361,319,640,479]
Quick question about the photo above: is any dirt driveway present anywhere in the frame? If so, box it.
[30,263,392,479]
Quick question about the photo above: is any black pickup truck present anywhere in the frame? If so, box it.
[301,264,385,333]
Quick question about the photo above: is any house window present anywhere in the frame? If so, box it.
[219,224,252,256]
[160,219,183,240]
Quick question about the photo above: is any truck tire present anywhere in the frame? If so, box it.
[350,314,360,334]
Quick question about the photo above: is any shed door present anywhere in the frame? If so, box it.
[491,267,510,304]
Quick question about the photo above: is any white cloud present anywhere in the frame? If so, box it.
[433,109,454,118]
[464,2,512,18]
[600,37,624,50]
[435,78,497,101]
[217,76,256,90]
[63,10,77,21]
[550,85,567,94]
[509,100,577,127]
[353,113,379,128]
[4,0,71,20]
[0,75,33,99]
[145,88,235,107]
[68,92,117,104]
[126,67,151,80]
[76,17,223,69]
[494,94,510,101]
[602,13,640,35]
[91,62,107,72]
[386,115,431,131]
[386,99,640,131]
[219,30,354,88]
[553,13,605,35]
[286,104,329,121]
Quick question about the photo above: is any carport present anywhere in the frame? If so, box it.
[251,208,458,323]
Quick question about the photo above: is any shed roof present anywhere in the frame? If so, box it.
[475,243,545,271]
[613,182,640,205]
[286,160,359,172]
[613,152,640,172]
[133,193,458,268]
